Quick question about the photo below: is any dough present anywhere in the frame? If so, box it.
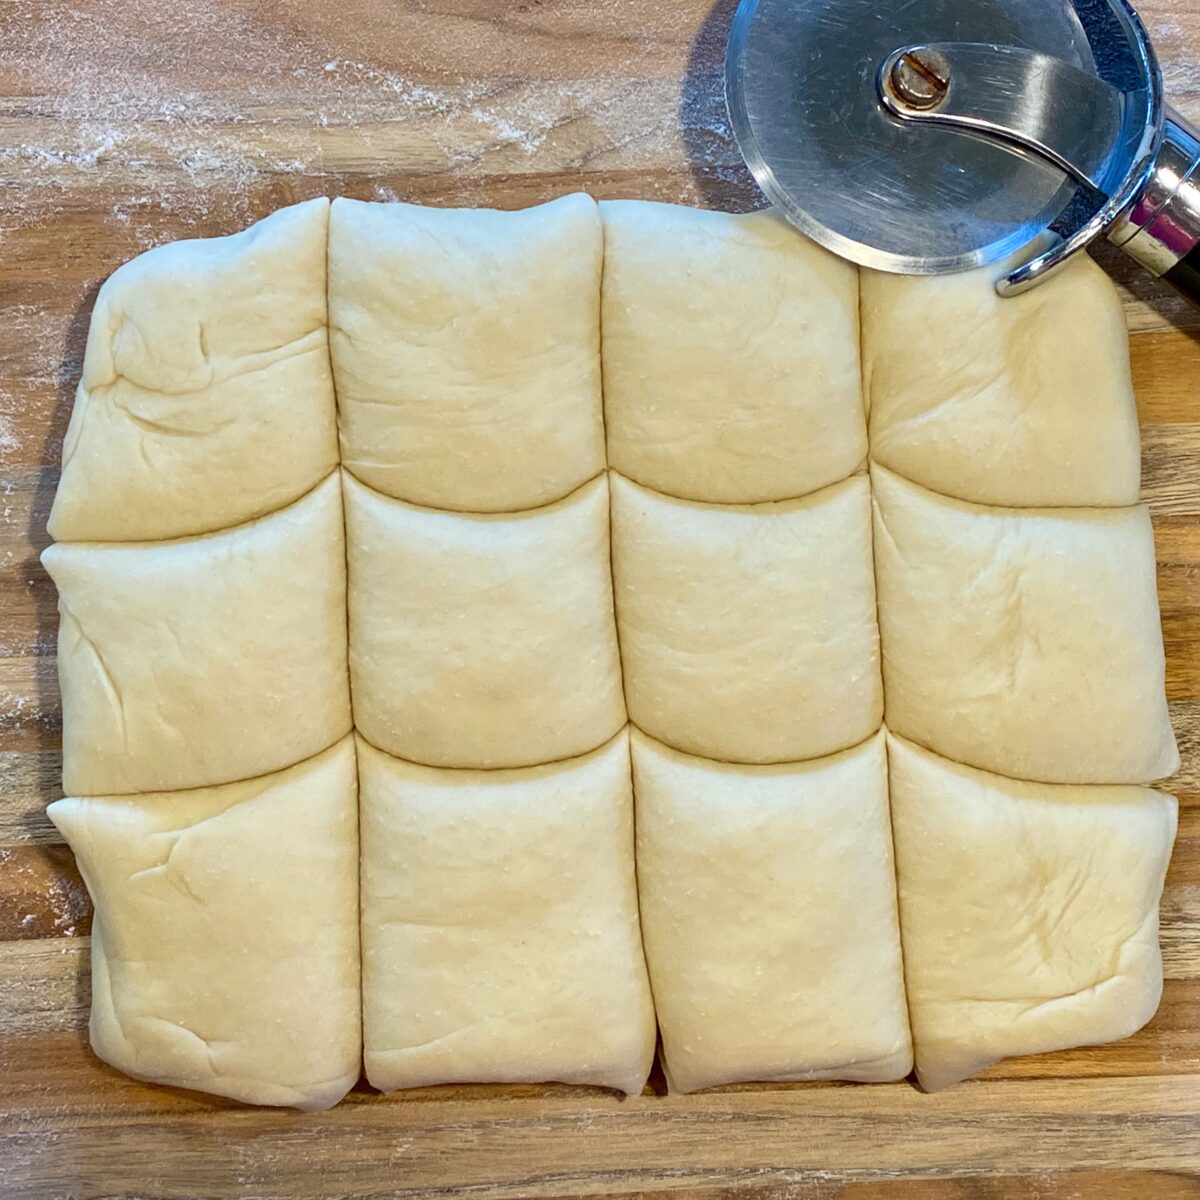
[330,194,605,512]
[888,734,1176,1091]
[47,737,361,1110]
[359,730,655,1095]
[872,464,1177,784]
[44,193,1179,1106]
[862,253,1140,508]
[600,201,865,504]
[49,198,338,542]
[44,474,352,795]
[610,471,881,763]
[633,729,911,1092]
[345,471,625,769]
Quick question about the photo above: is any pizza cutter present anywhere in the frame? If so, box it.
[724,0,1200,302]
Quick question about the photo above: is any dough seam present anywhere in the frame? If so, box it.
[50,466,342,551]
[868,457,1157,520]
[63,728,355,801]
[341,463,608,517]
[609,465,870,512]
[340,462,879,518]
[631,723,888,772]
[354,723,632,775]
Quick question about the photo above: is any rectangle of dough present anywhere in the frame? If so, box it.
[871,464,1177,784]
[633,729,911,1092]
[49,197,338,543]
[861,254,1140,508]
[46,737,362,1110]
[610,471,881,763]
[359,730,655,1095]
[888,734,1176,1092]
[44,475,352,795]
[344,471,625,770]
[329,193,604,512]
[600,200,865,504]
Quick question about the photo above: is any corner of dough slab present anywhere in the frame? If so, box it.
[48,197,337,543]
[870,463,1178,785]
[328,192,605,512]
[46,735,362,1110]
[861,250,1140,508]
[886,733,1176,1091]
[357,728,656,1096]
[632,728,913,1093]
[598,199,865,504]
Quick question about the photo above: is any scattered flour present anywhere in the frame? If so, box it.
[0,415,18,461]
[0,0,749,240]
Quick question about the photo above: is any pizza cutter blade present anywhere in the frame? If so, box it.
[725,0,1200,303]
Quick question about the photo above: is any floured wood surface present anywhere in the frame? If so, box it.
[1,0,1199,1196]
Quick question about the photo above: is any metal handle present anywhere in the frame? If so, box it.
[1108,109,1200,307]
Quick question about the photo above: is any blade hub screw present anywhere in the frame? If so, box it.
[886,47,951,111]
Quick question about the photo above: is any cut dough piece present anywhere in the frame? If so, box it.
[862,253,1140,507]
[633,729,910,1092]
[889,734,1176,1091]
[610,471,881,763]
[47,737,361,1110]
[600,201,864,503]
[49,198,338,542]
[359,729,655,1094]
[330,194,605,511]
[872,465,1177,784]
[43,474,351,795]
[346,471,625,769]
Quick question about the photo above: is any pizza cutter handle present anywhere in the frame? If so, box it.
[1108,110,1200,308]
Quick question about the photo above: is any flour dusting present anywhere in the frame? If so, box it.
[0,0,748,240]
[0,415,18,461]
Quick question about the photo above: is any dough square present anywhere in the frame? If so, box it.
[43,475,352,796]
[46,737,362,1111]
[600,201,865,504]
[633,729,911,1092]
[359,730,656,1095]
[345,472,626,769]
[610,471,882,763]
[889,734,1177,1092]
[862,253,1140,508]
[49,198,338,543]
[872,465,1177,784]
[330,193,605,512]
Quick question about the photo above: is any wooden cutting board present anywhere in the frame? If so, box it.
[2,1,1198,1196]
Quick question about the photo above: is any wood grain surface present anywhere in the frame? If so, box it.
[2,0,1200,1196]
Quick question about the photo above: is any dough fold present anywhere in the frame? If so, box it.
[50,198,338,542]
[872,464,1177,784]
[47,737,362,1110]
[888,734,1176,1091]
[359,729,655,1095]
[633,729,911,1092]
